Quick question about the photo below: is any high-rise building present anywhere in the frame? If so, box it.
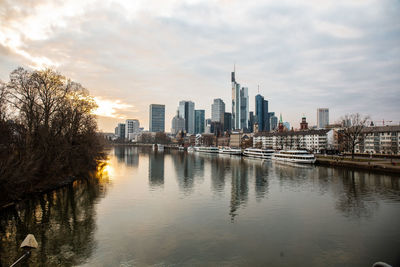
[317,108,329,129]
[255,94,270,131]
[270,112,278,130]
[248,111,255,132]
[231,68,249,130]
[178,101,195,134]
[125,119,140,137]
[195,109,205,134]
[224,112,232,132]
[149,104,165,132]
[211,98,225,123]
[240,87,249,130]
[171,110,185,134]
[117,123,126,139]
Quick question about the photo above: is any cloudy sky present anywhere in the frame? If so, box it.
[1,0,399,132]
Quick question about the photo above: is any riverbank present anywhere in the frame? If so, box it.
[0,176,76,210]
[316,155,400,174]
[0,158,106,211]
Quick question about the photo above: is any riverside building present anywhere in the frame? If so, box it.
[355,126,400,154]
[254,129,333,153]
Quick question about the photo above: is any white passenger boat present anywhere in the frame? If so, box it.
[152,144,164,151]
[218,147,242,155]
[243,148,274,159]
[272,150,316,164]
[187,146,195,152]
[197,146,219,153]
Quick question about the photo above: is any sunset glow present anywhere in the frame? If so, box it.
[93,97,134,118]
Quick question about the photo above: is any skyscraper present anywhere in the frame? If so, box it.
[149,104,165,132]
[171,110,185,134]
[255,94,270,131]
[270,115,278,131]
[195,109,205,134]
[178,101,195,134]
[317,108,329,129]
[240,87,249,130]
[269,112,277,131]
[211,98,225,123]
[248,111,254,132]
[231,67,249,130]
[224,112,232,132]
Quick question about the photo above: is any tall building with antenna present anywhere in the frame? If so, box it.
[231,66,249,130]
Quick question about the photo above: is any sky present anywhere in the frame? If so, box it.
[0,0,399,132]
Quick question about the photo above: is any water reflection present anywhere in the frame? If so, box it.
[250,159,270,200]
[149,152,164,188]
[2,148,400,267]
[173,151,205,194]
[230,158,249,221]
[210,155,231,194]
[332,169,400,218]
[114,146,139,167]
[0,164,110,266]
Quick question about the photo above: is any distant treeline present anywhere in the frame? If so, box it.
[0,67,104,206]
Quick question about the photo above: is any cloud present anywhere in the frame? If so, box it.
[314,21,363,39]
[0,0,399,130]
[93,96,136,119]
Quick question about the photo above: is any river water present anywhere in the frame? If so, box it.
[1,146,400,266]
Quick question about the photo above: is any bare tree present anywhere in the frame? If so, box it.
[339,113,370,159]
[0,80,8,120]
[154,132,170,144]
[0,67,103,205]
[254,141,262,149]
[201,134,215,146]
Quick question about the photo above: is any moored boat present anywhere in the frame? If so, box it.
[243,148,274,159]
[219,147,242,155]
[197,146,219,153]
[152,144,164,151]
[272,150,316,164]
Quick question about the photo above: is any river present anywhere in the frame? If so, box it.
[1,146,399,266]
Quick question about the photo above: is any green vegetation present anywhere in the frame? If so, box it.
[0,67,104,206]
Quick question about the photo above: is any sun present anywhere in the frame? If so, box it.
[92,97,134,118]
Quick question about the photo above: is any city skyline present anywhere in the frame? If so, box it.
[0,0,399,132]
